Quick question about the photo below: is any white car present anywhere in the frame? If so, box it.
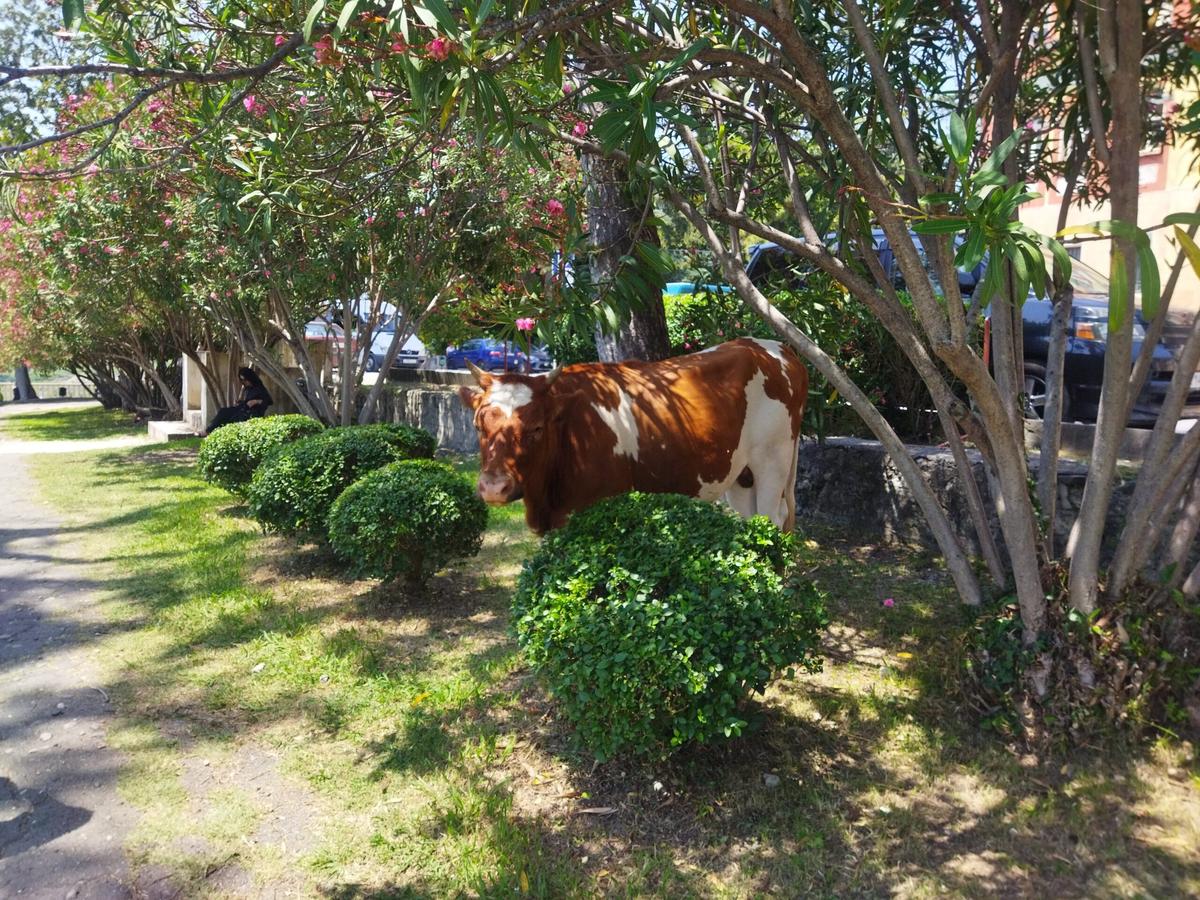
[367,322,426,372]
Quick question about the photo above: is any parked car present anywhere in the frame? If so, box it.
[303,317,357,366]
[745,235,1200,426]
[528,345,554,372]
[366,320,426,372]
[446,338,528,373]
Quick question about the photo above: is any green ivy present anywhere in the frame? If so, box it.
[196,414,324,495]
[512,493,827,760]
[246,423,435,535]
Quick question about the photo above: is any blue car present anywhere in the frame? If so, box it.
[446,338,528,373]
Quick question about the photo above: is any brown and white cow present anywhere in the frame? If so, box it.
[457,338,809,534]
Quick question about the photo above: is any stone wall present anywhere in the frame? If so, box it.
[370,382,478,453]
[795,438,1133,557]
[366,381,1136,555]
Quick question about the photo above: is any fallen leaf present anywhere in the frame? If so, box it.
[519,870,529,894]
[578,806,618,816]
[896,651,914,659]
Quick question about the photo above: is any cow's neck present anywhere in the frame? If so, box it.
[521,431,574,534]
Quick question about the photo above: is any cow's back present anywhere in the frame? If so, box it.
[547,339,807,524]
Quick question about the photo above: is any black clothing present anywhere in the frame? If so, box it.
[206,382,273,434]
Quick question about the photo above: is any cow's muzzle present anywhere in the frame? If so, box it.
[477,471,522,504]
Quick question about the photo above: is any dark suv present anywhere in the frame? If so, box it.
[746,236,1200,426]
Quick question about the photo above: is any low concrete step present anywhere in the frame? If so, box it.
[148,420,197,442]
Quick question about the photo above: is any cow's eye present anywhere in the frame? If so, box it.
[528,424,544,439]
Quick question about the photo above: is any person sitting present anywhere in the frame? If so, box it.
[202,367,272,436]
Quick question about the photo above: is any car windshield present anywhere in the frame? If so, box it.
[1058,255,1109,296]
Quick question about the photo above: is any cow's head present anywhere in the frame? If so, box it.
[458,362,564,505]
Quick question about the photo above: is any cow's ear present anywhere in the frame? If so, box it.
[458,385,484,410]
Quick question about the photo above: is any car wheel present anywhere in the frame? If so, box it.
[365,354,380,373]
[1022,364,1070,421]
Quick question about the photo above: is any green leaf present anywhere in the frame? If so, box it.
[1110,247,1129,333]
[1137,241,1161,320]
[978,128,1022,179]
[970,169,1008,188]
[975,248,1003,306]
[415,0,459,37]
[912,217,969,235]
[475,0,495,27]
[955,227,986,271]
[1043,236,1073,288]
[62,0,85,31]
[1163,212,1200,227]
[919,191,959,207]
[948,112,969,164]
[542,35,563,85]
[333,0,361,38]
[303,0,327,41]
[1175,226,1200,280]
[1020,240,1046,300]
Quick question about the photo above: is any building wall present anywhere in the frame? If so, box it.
[1020,84,1200,329]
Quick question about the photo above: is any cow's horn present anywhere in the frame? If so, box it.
[543,365,563,386]
[466,360,488,384]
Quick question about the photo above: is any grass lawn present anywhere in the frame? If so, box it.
[25,406,1200,897]
[1,403,142,441]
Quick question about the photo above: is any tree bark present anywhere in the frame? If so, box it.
[1066,0,1143,613]
[582,152,670,362]
[13,364,38,401]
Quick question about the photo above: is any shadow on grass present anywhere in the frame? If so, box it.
[31,444,1200,898]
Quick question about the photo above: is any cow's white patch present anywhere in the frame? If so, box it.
[486,381,533,417]
[749,337,789,367]
[592,388,640,460]
[696,369,798,530]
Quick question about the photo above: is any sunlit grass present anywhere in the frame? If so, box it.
[1,403,142,440]
[22,403,1200,898]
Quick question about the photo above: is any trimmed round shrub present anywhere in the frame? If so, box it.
[512,493,827,760]
[246,423,436,534]
[327,459,488,584]
[197,414,323,495]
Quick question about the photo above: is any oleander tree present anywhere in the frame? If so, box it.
[4,0,1200,733]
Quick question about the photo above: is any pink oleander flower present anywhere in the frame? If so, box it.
[243,95,267,116]
[571,120,589,138]
[275,34,286,47]
[161,240,169,248]
[515,317,536,332]
[390,38,409,54]
[426,36,452,61]
[545,198,565,217]
[562,82,573,95]
[163,217,173,227]
[882,597,895,608]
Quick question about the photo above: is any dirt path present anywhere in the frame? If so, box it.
[0,433,138,897]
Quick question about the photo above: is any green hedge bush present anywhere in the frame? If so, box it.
[246,423,436,535]
[197,415,324,495]
[327,459,488,584]
[512,492,827,760]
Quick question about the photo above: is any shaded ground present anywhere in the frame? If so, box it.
[0,436,138,897]
[10,404,1200,897]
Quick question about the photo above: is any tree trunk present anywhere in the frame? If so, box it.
[1066,0,1143,613]
[582,152,670,362]
[13,364,38,401]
